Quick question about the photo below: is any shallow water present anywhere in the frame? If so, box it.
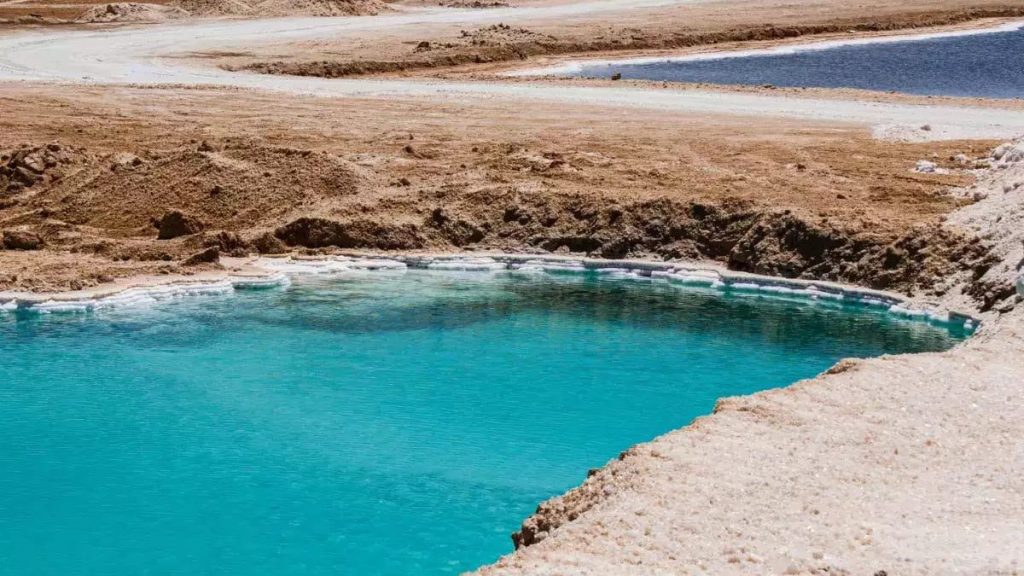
[569,25,1024,98]
[0,270,966,575]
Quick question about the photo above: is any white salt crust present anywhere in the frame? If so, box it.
[256,254,979,331]
[0,254,980,331]
[0,273,289,314]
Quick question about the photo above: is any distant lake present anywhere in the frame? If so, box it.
[568,24,1024,99]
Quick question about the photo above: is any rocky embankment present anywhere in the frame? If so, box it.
[0,137,1012,304]
[475,139,1024,575]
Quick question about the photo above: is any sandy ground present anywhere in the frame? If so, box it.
[1,0,1023,573]
[2,3,1024,139]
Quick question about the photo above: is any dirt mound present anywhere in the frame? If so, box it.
[171,0,255,16]
[172,0,383,16]
[24,139,374,235]
[275,217,424,250]
[182,246,220,265]
[157,210,204,239]
[1,143,89,195]
[252,0,385,17]
[239,23,554,77]
[442,1,508,7]
[76,3,190,23]
[2,230,44,250]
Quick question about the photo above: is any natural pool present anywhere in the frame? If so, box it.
[0,267,968,575]
[564,23,1024,99]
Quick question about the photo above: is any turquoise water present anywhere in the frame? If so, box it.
[0,270,966,575]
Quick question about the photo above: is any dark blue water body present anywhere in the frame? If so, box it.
[570,25,1024,99]
[0,271,967,575]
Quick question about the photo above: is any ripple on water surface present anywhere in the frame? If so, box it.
[0,271,967,575]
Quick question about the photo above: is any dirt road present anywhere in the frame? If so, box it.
[2,2,1024,140]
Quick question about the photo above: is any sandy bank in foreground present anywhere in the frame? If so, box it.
[476,306,1023,576]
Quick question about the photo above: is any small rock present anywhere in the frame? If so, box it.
[2,230,44,250]
[610,72,622,81]
[13,166,40,185]
[920,124,932,131]
[183,246,220,266]
[156,210,204,240]
[1002,144,1024,164]
[21,154,45,173]
[207,230,245,252]
[251,231,288,254]
[110,152,143,170]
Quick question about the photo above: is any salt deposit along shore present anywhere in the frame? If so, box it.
[0,252,979,331]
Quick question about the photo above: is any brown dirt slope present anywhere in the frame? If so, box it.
[75,3,189,23]
[0,86,1007,303]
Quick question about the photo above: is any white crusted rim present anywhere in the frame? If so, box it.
[0,272,289,315]
[259,253,980,332]
[0,254,980,331]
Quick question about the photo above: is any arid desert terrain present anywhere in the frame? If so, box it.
[1,0,1023,572]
